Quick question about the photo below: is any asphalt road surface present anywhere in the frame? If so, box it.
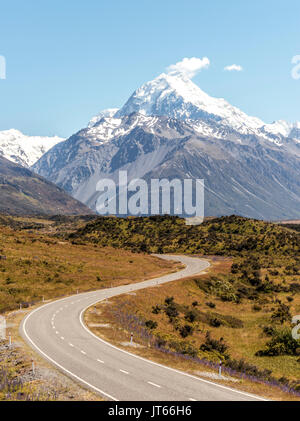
[20,255,265,401]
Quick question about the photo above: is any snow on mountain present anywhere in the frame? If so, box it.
[261,120,300,140]
[116,72,300,144]
[289,122,300,142]
[262,120,293,137]
[117,72,266,134]
[85,112,186,145]
[0,129,64,167]
[88,108,119,128]
[32,113,192,202]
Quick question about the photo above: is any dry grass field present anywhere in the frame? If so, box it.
[0,223,178,313]
[0,216,178,400]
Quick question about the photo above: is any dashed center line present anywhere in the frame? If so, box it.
[69,343,74,347]
[120,369,129,374]
[81,350,86,355]
[60,336,64,340]
[189,398,196,401]
[147,381,161,388]
[97,359,104,364]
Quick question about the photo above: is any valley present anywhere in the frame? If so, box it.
[0,214,299,400]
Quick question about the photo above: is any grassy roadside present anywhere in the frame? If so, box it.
[1,306,103,401]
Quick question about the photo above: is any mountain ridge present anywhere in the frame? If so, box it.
[0,155,93,216]
[32,71,300,220]
[0,129,64,167]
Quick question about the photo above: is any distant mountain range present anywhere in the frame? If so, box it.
[31,72,300,220]
[0,129,64,167]
[1,70,299,219]
[0,155,93,215]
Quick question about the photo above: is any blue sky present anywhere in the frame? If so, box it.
[0,0,299,137]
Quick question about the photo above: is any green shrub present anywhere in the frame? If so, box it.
[184,309,198,323]
[271,302,291,324]
[200,331,229,357]
[179,324,193,338]
[256,328,300,356]
[152,305,162,314]
[145,320,158,330]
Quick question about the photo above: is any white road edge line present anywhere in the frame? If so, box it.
[147,381,161,388]
[21,301,118,402]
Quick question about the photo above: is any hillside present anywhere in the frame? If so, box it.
[74,215,300,396]
[69,214,300,256]
[0,217,177,313]
[0,156,93,216]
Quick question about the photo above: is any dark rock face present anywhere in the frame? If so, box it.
[0,156,93,216]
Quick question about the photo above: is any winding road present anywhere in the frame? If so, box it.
[20,255,265,401]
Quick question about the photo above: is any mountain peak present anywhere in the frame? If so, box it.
[116,72,265,134]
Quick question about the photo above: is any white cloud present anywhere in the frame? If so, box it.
[224,64,243,72]
[167,57,210,78]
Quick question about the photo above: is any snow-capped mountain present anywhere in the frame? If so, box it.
[116,73,265,135]
[0,129,64,167]
[116,72,300,143]
[32,70,300,220]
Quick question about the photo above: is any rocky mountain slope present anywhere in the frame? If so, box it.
[0,155,93,215]
[32,72,300,220]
